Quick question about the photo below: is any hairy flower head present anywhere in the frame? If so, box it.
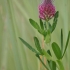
[39,0,56,20]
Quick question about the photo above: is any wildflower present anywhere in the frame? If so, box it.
[39,0,56,20]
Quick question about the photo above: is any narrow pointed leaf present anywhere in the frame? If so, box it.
[29,19,45,36]
[62,31,70,58]
[52,42,62,59]
[40,19,44,30]
[34,37,43,55]
[47,50,51,56]
[19,37,38,54]
[29,19,40,30]
[61,29,63,53]
[51,11,59,33]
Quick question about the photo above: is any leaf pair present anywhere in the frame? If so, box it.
[62,31,70,57]
[29,18,49,37]
[52,31,70,59]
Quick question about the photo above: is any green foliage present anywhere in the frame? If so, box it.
[47,50,56,70]
[20,10,70,70]
[40,19,44,30]
[51,11,59,33]
[48,61,56,70]
[57,60,64,70]
[36,54,49,70]
[62,31,70,58]
[29,19,40,30]
[19,37,38,54]
[52,42,62,59]
[47,22,52,32]
[42,49,52,60]
[34,37,43,55]
[61,29,63,53]
[1,0,70,70]
[29,19,45,35]
[47,50,52,56]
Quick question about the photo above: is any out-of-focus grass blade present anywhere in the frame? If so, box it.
[62,31,70,58]
[6,0,26,70]
[13,0,29,19]
[19,37,38,54]
[0,11,4,69]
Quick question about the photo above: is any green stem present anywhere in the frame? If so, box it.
[36,54,49,70]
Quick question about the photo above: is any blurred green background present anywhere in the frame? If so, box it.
[0,0,70,70]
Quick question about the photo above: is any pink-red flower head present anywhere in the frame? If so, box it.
[39,0,56,20]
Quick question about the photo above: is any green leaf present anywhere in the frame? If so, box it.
[34,37,43,55]
[51,11,59,33]
[38,29,45,35]
[61,29,63,53]
[40,19,44,30]
[47,50,52,56]
[52,42,62,59]
[29,19,45,36]
[48,61,56,70]
[42,49,52,60]
[57,60,64,70]
[47,50,56,70]
[36,54,49,70]
[29,19,40,30]
[19,37,38,54]
[62,31,70,58]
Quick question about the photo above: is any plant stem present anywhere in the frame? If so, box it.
[36,54,49,70]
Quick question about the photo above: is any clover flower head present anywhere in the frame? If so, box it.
[39,0,56,20]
